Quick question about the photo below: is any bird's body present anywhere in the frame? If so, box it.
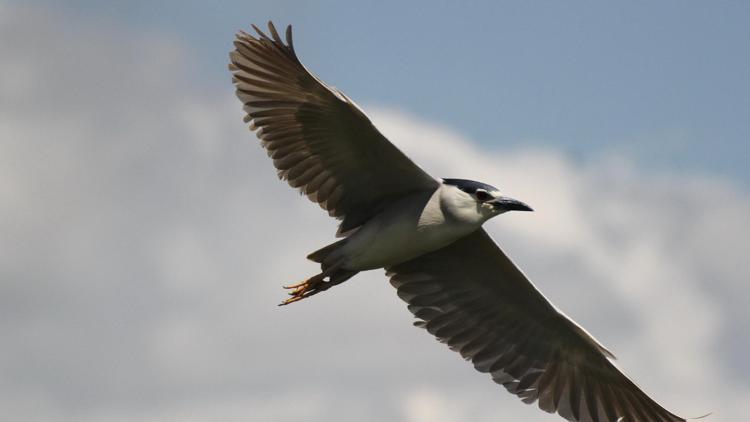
[229,22,690,422]
[337,189,444,270]
[326,183,502,271]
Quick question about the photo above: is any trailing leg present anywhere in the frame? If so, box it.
[279,260,358,305]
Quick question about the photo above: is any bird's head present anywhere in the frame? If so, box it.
[440,178,533,223]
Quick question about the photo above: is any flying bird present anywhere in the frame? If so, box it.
[229,22,686,422]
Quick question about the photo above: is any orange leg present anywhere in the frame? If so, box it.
[279,263,343,306]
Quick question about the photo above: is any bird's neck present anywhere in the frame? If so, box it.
[435,185,489,227]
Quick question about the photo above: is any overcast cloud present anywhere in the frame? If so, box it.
[1,4,748,421]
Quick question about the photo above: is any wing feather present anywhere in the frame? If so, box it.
[229,22,438,233]
[387,229,684,422]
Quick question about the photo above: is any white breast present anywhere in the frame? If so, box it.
[340,186,484,270]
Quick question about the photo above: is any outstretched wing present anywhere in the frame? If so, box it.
[388,229,684,422]
[229,22,438,234]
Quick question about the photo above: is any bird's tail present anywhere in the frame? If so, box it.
[307,239,347,268]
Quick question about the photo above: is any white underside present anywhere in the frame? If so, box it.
[339,187,485,270]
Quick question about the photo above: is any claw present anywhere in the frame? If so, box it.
[282,280,309,290]
[279,295,305,306]
[278,275,326,306]
[278,262,349,306]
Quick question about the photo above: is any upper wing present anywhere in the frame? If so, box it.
[388,229,684,422]
[229,22,439,234]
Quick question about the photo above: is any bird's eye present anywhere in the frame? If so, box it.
[475,190,492,201]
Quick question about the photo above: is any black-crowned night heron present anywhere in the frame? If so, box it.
[229,22,687,422]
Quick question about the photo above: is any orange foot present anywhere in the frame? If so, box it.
[279,275,326,306]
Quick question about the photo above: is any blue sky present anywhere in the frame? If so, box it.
[41,0,750,185]
[3,2,749,421]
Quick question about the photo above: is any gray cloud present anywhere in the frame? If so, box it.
[1,4,748,421]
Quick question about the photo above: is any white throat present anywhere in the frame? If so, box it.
[435,184,494,227]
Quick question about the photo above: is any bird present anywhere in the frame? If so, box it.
[229,22,687,422]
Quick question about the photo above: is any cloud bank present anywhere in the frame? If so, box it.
[1,4,748,421]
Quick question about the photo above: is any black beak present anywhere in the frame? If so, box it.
[489,196,534,212]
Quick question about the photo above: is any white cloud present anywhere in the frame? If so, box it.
[1,4,748,422]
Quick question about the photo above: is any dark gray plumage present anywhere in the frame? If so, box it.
[389,229,684,422]
[442,178,501,194]
[229,24,437,235]
[229,21,687,422]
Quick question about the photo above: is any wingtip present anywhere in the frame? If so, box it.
[285,24,295,52]
[267,21,282,43]
[687,411,712,420]
[237,21,294,51]
[251,23,267,40]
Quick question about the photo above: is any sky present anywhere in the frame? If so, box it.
[32,0,750,185]
[1,1,748,421]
